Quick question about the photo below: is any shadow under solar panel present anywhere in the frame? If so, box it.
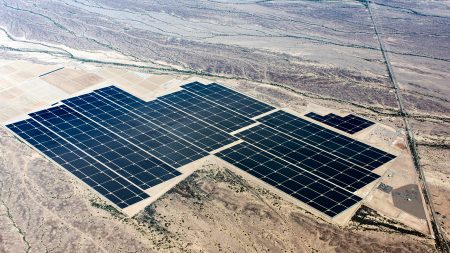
[216,142,362,217]
[6,118,149,208]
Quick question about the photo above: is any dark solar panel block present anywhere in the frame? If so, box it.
[216,142,362,217]
[62,93,209,165]
[235,124,379,192]
[92,88,238,152]
[157,89,255,132]
[181,82,275,118]
[7,82,394,217]
[258,111,396,171]
[6,119,149,208]
[29,105,181,190]
[305,112,375,134]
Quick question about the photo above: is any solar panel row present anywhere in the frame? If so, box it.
[258,111,395,171]
[216,142,362,217]
[305,112,374,134]
[6,119,149,208]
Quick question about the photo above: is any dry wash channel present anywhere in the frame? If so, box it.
[5,82,396,222]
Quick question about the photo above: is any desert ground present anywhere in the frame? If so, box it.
[0,0,449,252]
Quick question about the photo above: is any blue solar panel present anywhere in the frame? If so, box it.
[6,118,149,208]
[62,93,209,166]
[92,87,237,152]
[181,82,275,118]
[157,89,255,132]
[305,112,375,134]
[258,111,396,170]
[216,142,361,217]
[29,105,181,189]
[235,124,380,192]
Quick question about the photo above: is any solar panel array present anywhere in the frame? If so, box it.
[6,81,395,218]
[305,112,375,134]
[158,90,255,132]
[216,142,361,217]
[94,86,238,152]
[7,119,149,208]
[62,93,208,167]
[258,111,395,171]
[181,82,275,118]
[235,124,379,192]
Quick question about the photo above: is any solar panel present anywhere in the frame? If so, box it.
[216,142,362,217]
[29,105,181,189]
[92,87,237,152]
[235,124,380,192]
[157,89,255,132]
[305,112,375,134]
[258,111,396,170]
[181,82,275,118]
[62,93,209,166]
[5,83,397,218]
[6,119,149,208]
